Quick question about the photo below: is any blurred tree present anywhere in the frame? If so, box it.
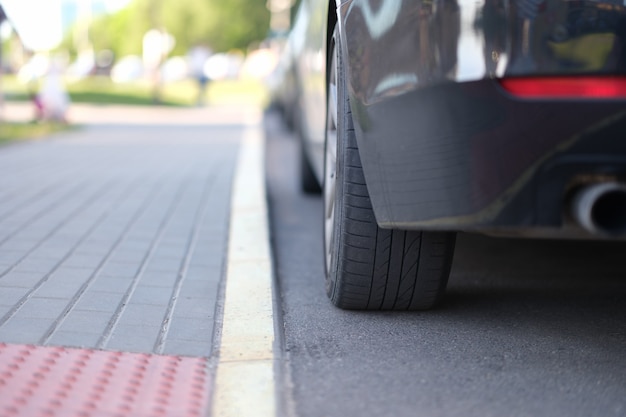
[201,0,270,52]
[160,0,213,54]
[62,0,270,59]
[89,6,148,58]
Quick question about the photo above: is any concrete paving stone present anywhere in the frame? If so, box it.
[136,207,172,220]
[102,219,141,231]
[98,262,141,278]
[12,227,58,241]
[168,207,198,218]
[49,266,94,281]
[63,253,106,268]
[0,317,55,344]
[21,224,69,239]
[151,247,187,261]
[131,208,166,220]
[0,286,30,306]
[194,231,227,244]
[0,250,25,264]
[128,285,174,306]
[178,279,216,298]
[46,330,101,348]
[157,239,191,249]
[165,215,196,226]
[17,297,70,319]
[110,322,163,339]
[53,231,93,242]
[173,296,216,319]
[29,246,72,260]
[143,261,181,274]
[124,229,161,240]
[72,233,117,246]
[74,290,124,312]
[183,267,212,281]
[12,257,60,273]
[0,216,36,229]
[197,226,228,239]
[166,216,197,226]
[165,317,213,343]
[56,310,114,334]
[188,252,224,269]
[161,339,211,357]
[106,325,161,352]
[0,231,26,243]
[116,304,166,327]
[86,225,129,238]
[155,239,189,251]
[34,276,86,299]
[162,221,198,231]
[135,215,171,228]
[65,221,104,231]
[102,216,140,227]
[72,242,114,255]
[145,256,182,270]
[116,239,153,252]
[107,250,147,264]
[82,236,121,247]
[0,305,14,318]
[0,210,43,224]
[88,276,133,294]
[162,231,195,241]
[139,272,178,288]
[0,239,38,251]
[0,271,43,288]
[0,263,13,274]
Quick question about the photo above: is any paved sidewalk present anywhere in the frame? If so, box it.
[0,104,259,357]
[3,101,258,126]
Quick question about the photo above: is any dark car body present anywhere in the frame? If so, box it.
[288,0,626,310]
[297,0,626,238]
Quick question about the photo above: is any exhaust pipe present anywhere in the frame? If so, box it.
[571,182,626,236]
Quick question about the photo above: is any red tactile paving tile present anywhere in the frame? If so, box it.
[0,343,211,417]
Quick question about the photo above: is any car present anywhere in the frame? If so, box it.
[288,0,626,311]
[269,21,307,132]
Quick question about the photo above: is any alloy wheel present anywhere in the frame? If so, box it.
[324,40,339,274]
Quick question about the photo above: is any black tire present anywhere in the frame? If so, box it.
[324,27,456,310]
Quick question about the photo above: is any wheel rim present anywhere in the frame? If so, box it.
[324,42,339,274]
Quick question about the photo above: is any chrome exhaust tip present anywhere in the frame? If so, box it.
[571,182,626,237]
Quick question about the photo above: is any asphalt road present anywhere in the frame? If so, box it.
[264,110,626,417]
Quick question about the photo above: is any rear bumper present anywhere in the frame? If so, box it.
[338,0,626,236]
[351,79,626,236]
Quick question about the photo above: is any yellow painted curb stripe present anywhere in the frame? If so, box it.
[212,121,276,417]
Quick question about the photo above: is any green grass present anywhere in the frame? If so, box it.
[0,75,268,145]
[2,75,269,107]
[0,121,72,145]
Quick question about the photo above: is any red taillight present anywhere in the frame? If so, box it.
[499,77,626,99]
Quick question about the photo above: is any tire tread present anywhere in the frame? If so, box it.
[325,26,455,311]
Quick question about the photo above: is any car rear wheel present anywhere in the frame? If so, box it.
[324,27,456,310]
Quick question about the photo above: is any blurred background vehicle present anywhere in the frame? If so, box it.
[268,3,306,132]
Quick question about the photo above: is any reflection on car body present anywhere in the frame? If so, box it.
[283,0,626,310]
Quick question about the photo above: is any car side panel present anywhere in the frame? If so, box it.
[294,0,332,181]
